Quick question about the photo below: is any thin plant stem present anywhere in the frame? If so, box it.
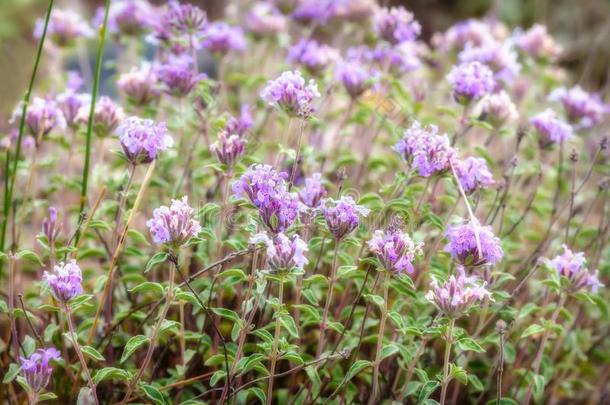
[439,318,455,405]
[369,271,390,405]
[267,274,285,405]
[317,240,340,359]
[121,261,176,405]
[288,120,305,189]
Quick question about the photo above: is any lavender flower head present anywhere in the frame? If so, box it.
[514,24,561,60]
[548,245,603,293]
[454,157,495,194]
[260,70,320,117]
[20,348,60,393]
[157,56,205,98]
[34,9,93,47]
[56,91,91,129]
[100,0,155,36]
[394,121,456,177]
[165,0,207,38]
[10,98,66,140]
[336,58,376,99]
[258,192,301,234]
[433,19,496,52]
[548,86,608,129]
[210,131,247,167]
[447,61,495,104]
[116,116,173,164]
[530,109,573,144]
[481,90,519,128]
[298,173,327,209]
[250,231,308,272]
[42,206,60,246]
[232,164,288,207]
[368,229,423,275]
[246,3,288,36]
[370,43,422,75]
[117,64,161,106]
[458,41,520,85]
[43,260,83,303]
[322,196,370,240]
[225,104,254,136]
[426,267,492,318]
[77,96,125,137]
[288,39,337,75]
[202,22,246,54]
[292,0,337,25]
[445,219,503,267]
[374,6,421,45]
[146,196,201,247]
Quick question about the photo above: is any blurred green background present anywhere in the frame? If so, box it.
[1,0,609,116]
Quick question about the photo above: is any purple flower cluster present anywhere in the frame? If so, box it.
[210,132,247,167]
[101,0,155,37]
[116,116,173,165]
[394,121,456,177]
[548,245,603,293]
[118,65,161,106]
[298,173,327,210]
[432,19,497,52]
[245,3,287,36]
[426,267,492,318]
[250,231,308,272]
[514,24,561,60]
[454,157,495,194]
[11,98,66,140]
[548,86,608,129]
[225,104,253,137]
[288,39,337,75]
[81,96,125,137]
[458,41,520,85]
[202,22,246,54]
[481,90,519,128]
[157,56,205,97]
[20,348,60,393]
[322,196,370,240]
[35,9,93,47]
[57,91,91,129]
[368,229,423,275]
[369,43,421,75]
[260,70,320,117]
[146,196,201,247]
[164,0,207,38]
[292,0,337,25]
[530,109,573,144]
[447,61,495,104]
[445,219,503,267]
[374,6,421,45]
[335,58,376,99]
[43,260,83,303]
[42,207,60,247]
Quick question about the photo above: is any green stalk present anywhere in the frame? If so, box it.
[0,0,54,255]
[440,318,455,405]
[369,271,390,405]
[267,274,285,405]
[75,0,111,244]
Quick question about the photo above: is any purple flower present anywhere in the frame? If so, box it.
[10,98,66,140]
[117,116,173,164]
[426,267,492,318]
[445,219,503,267]
[458,41,521,85]
[433,19,496,52]
[146,196,201,247]
[335,59,376,99]
[288,39,337,75]
[210,132,247,167]
[77,96,125,137]
[292,0,337,25]
[165,0,207,37]
[98,0,155,36]
[225,104,253,136]
[258,192,301,233]
[394,121,456,178]
[514,24,561,60]
[454,157,495,194]
[118,64,161,106]
[368,229,423,275]
[202,22,246,54]
[246,3,288,36]
[260,70,320,117]
[333,0,376,22]
[298,173,327,209]
[374,6,421,45]
[548,86,608,129]
[20,348,60,393]
[43,260,83,303]
[42,206,60,246]
[322,196,370,240]
[447,61,495,104]
[233,164,288,206]
[157,56,205,98]
[531,109,573,144]
[34,9,93,47]
[481,90,518,128]
[548,245,603,293]
[250,231,308,272]
[369,43,421,75]
[56,91,91,129]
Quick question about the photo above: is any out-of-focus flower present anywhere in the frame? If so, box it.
[116,116,173,164]
[117,64,161,106]
[531,109,573,144]
[322,196,370,240]
[445,219,504,267]
[394,121,456,177]
[447,61,495,104]
[368,228,423,275]
[246,3,288,36]
[42,206,60,246]
[548,245,603,293]
[548,86,609,129]
[369,43,421,75]
[292,0,337,25]
[298,173,327,210]
[459,41,520,85]
[57,91,91,129]
[336,57,377,99]
[34,9,93,47]
[333,0,376,22]
[76,96,125,137]
[165,0,207,38]
[20,348,60,393]
[288,39,337,75]
[225,104,253,136]
[43,260,83,303]
[210,131,247,167]
[260,70,320,117]
[432,19,496,52]
[514,24,561,61]
[202,22,246,54]
[481,90,519,128]
[250,231,308,272]
[10,98,66,140]
[426,267,492,318]
[157,56,205,97]
[374,6,421,45]
[97,0,155,36]
[147,196,201,247]
[454,157,495,194]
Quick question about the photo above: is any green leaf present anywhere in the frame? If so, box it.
[22,335,36,357]
[364,294,384,308]
[38,392,58,401]
[139,384,166,405]
[456,338,485,353]
[129,282,165,297]
[127,228,151,245]
[17,250,44,266]
[120,335,150,363]
[381,343,400,360]
[337,265,358,278]
[219,268,247,280]
[210,370,227,386]
[81,345,105,362]
[450,364,468,385]
[280,351,304,365]
[247,387,266,404]
[2,363,20,383]
[521,324,545,339]
[68,294,94,312]
[305,366,321,396]
[280,314,299,338]
[345,360,372,383]
[533,374,546,400]
[212,307,241,324]
[145,252,169,273]
[93,367,131,384]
